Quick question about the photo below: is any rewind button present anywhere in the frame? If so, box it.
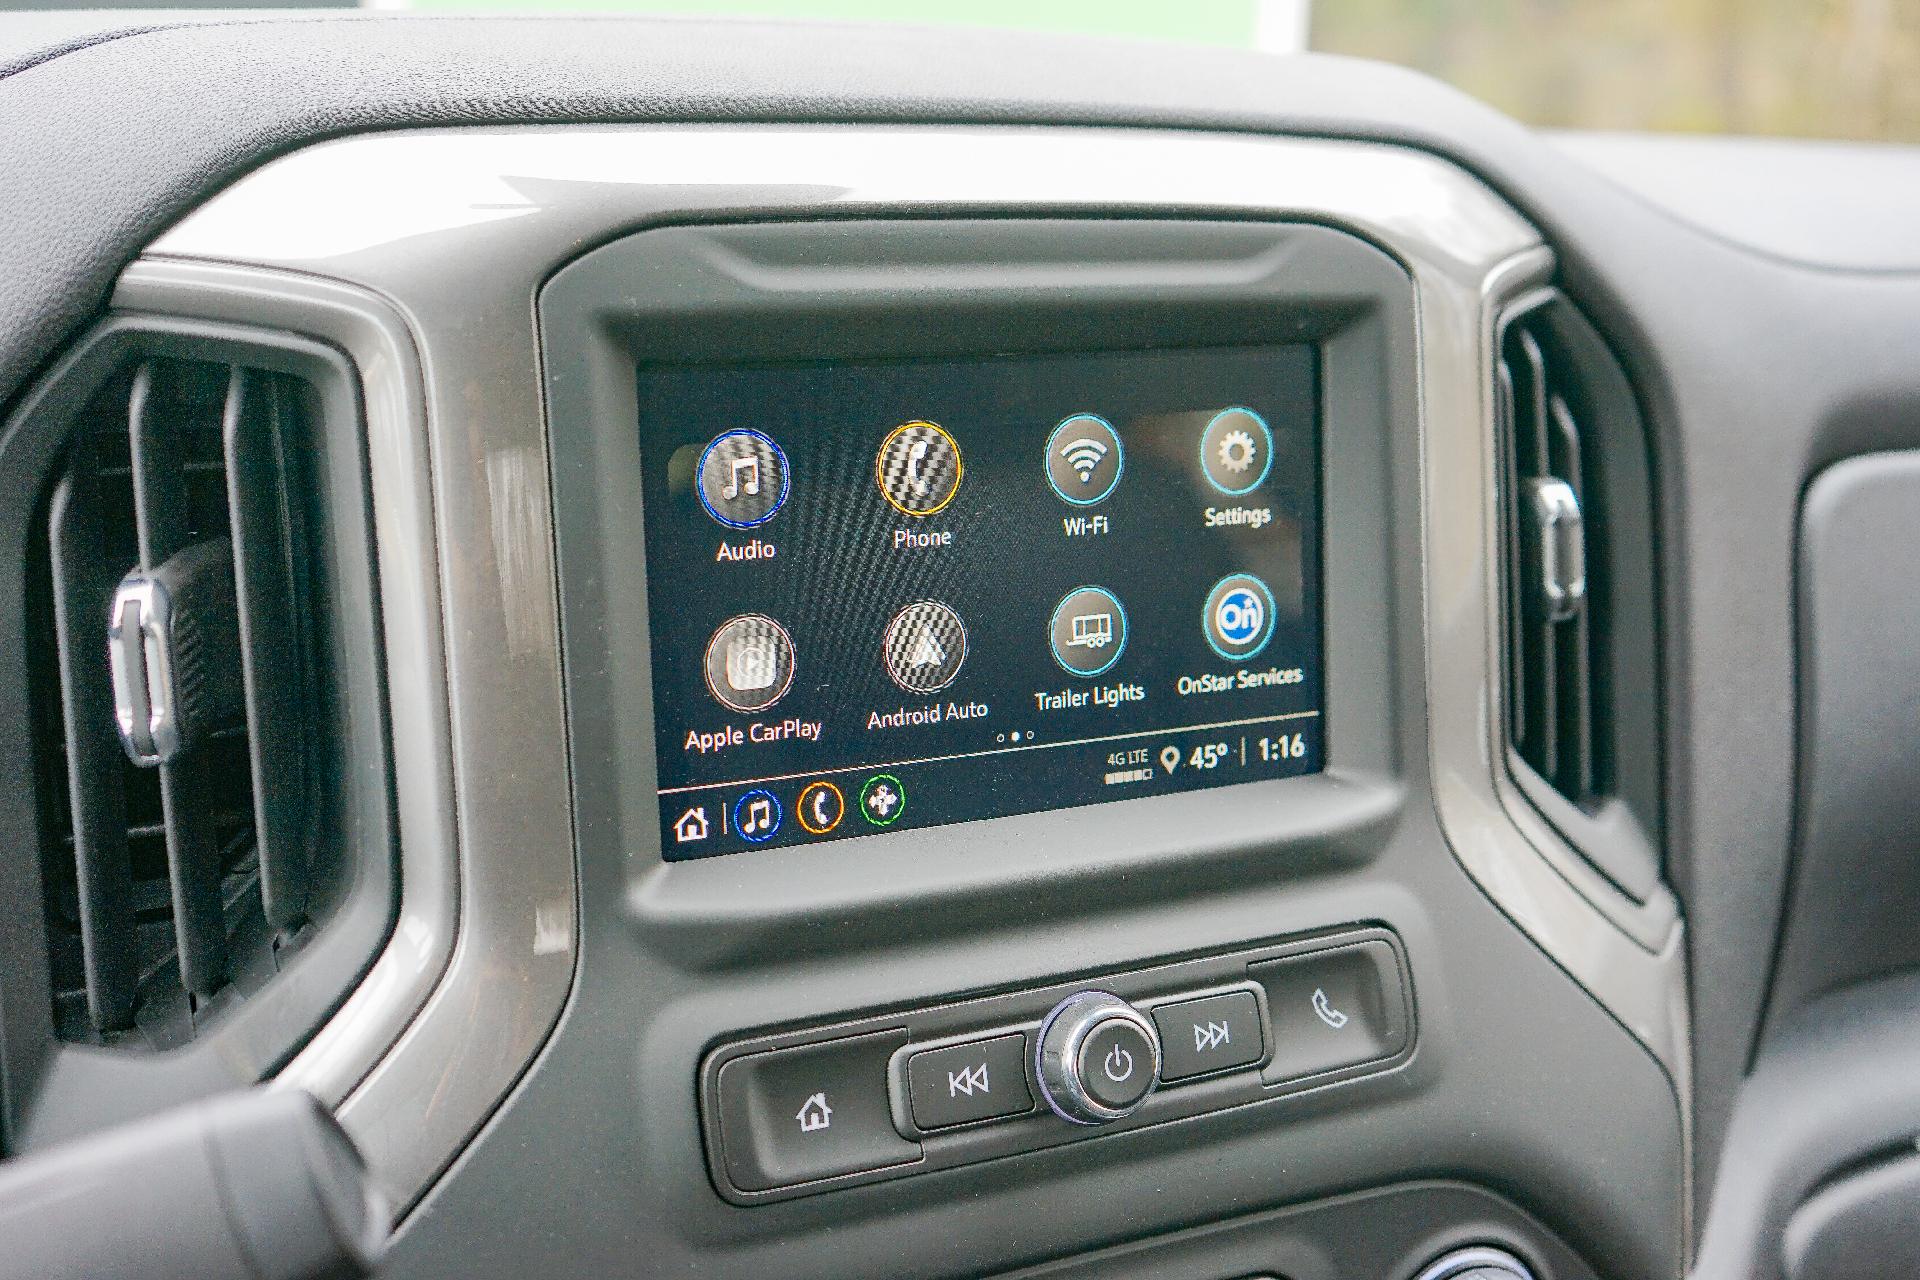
[905,1034,1033,1130]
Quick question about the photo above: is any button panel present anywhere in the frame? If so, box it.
[906,1034,1034,1130]
[698,926,1412,1204]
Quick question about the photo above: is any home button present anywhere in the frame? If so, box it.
[712,1030,922,1192]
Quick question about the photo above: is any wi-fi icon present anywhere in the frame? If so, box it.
[1060,437,1109,483]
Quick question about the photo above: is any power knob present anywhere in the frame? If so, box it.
[1034,991,1161,1125]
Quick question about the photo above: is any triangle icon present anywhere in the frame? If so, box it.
[908,626,945,668]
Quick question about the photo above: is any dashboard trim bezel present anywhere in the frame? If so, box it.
[540,214,1402,930]
[130,123,1687,1219]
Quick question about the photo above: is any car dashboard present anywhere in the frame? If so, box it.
[1,16,1918,1280]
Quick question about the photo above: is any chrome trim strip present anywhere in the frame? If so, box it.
[134,123,1686,1207]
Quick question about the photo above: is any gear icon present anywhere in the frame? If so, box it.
[1217,429,1257,473]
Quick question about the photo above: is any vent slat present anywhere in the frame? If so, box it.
[128,363,195,568]
[155,760,230,996]
[130,360,232,998]
[1531,612,1559,781]
[1549,395,1595,798]
[1511,327,1557,774]
[47,467,138,1032]
[224,371,309,928]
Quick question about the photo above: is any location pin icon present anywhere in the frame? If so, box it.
[1159,746,1181,775]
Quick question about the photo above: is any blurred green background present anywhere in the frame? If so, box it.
[1314,0,1920,144]
[194,0,1920,143]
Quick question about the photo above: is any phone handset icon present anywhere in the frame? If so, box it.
[795,781,845,836]
[1311,987,1350,1030]
[877,422,962,517]
[906,439,932,497]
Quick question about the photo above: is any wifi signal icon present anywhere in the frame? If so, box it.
[1048,415,1123,506]
[1060,437,1109,483]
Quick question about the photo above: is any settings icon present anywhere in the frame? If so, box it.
[1200,408,1274,496]
[1217,429,1257,474]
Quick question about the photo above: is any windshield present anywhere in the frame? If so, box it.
[7,0,1917,143]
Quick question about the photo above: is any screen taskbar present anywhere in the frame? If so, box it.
[659,709,1323,859]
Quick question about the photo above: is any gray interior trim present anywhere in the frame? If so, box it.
[1767,451,1920,1026]
[1551,131,1920,274]
[135,122,1684,1214]
[111,262,454,1123]
[1694,970,1920,1280]
[1422,260,1688,1065]
[111,258,578,1216]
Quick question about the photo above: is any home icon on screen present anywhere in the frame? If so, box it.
[673,806,710,844]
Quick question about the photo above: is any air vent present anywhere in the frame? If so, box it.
[1494,293,1662,901]
[36,356,323,1045]
[1498,309,1595,799]
[1,319,393,1147]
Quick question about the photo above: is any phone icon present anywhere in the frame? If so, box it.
[796,781,845,835]
[1311,987,1350,1030]
[906,438,931,497]
[876,421,962,516]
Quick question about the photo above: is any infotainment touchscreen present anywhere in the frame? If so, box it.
[639,345,1323,859]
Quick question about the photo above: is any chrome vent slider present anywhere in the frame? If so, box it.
[107,541,244,767]
[1524,475,1586,623]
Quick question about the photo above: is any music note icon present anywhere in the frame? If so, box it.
[732,789,782,843]
[698,430,788,529]
[723,454,760,500]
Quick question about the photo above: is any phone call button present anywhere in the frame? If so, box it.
[876,421,963,517]
[1248,940,1409,1084]
[796,781,846,835]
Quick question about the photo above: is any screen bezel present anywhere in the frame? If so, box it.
[540,216,1416,943]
